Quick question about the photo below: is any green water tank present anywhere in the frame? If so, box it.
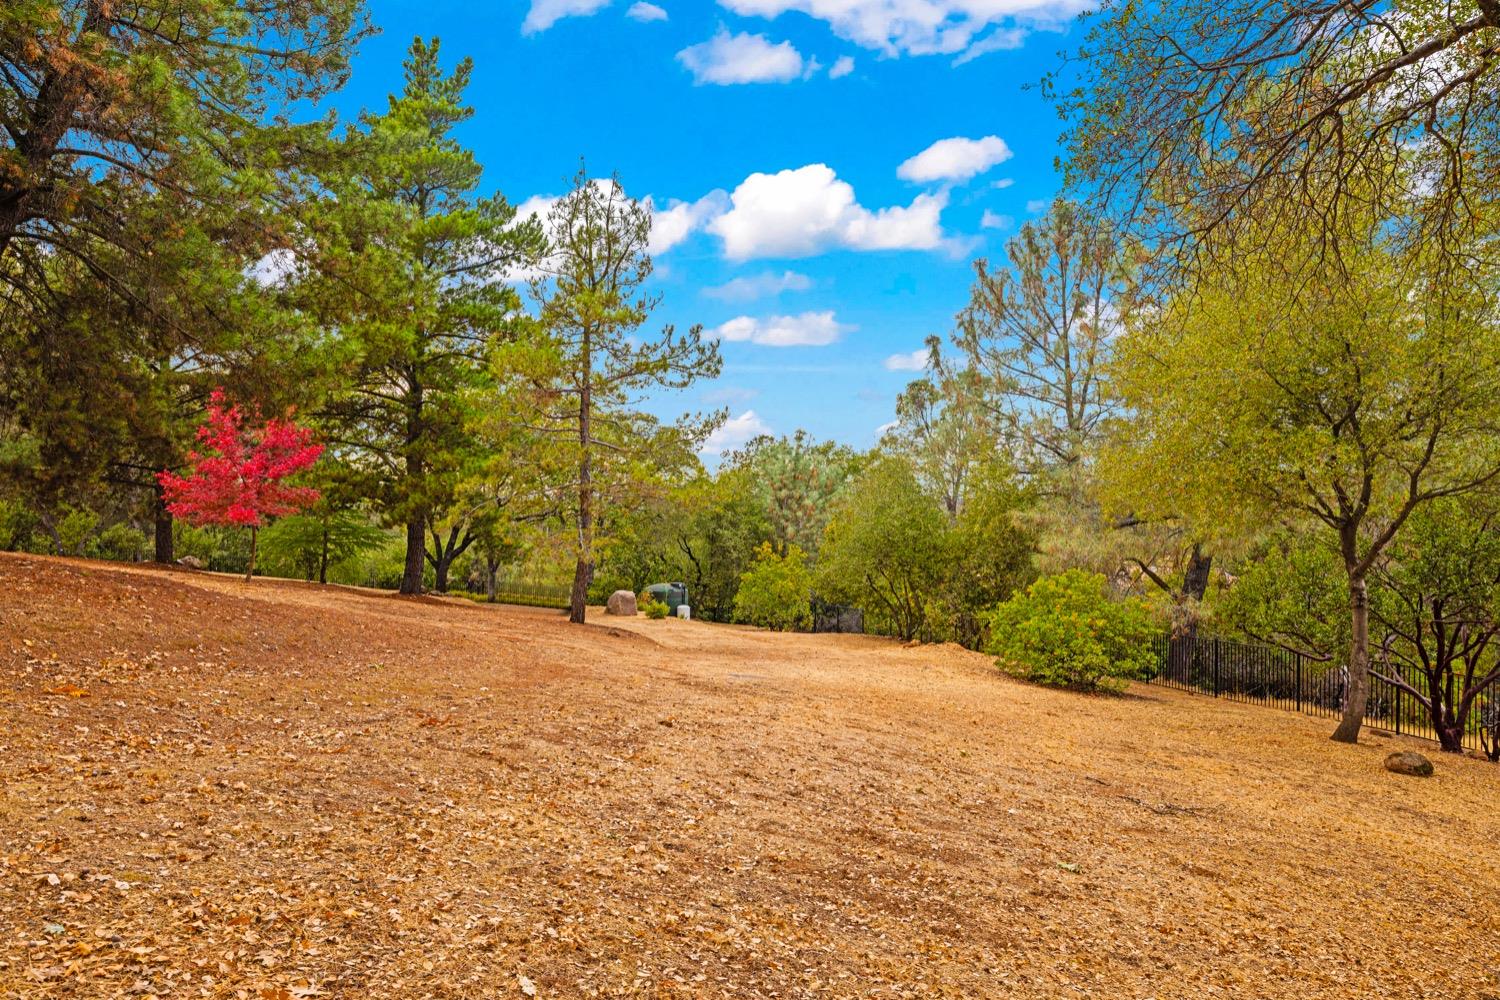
[642,582,688,612]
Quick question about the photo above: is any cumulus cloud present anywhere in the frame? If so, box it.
[709,164,949,259]
[883,347,930,371]
[703,269,814,301]
[897,135,1012,183]
[644,191,732,255]
[702,410,772,455]
[522,0,612,34]
[511,185,724,263]
[829,55,856,78]
[711,310,852,347]
[1026,198,1050,213]
[719,0,1089,60]
[677,30,810,84]
[626,1,668,20]
[980,209,1012,230]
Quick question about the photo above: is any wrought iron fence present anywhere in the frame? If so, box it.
[1149,634,1500,758]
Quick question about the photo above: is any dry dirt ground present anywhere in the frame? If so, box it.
[0,553,1496,1000]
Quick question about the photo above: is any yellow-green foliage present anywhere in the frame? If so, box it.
[986,570,1158,692]
[641,598,670,619]
[733,542,812,631]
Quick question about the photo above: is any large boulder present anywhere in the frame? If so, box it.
[605,590,637,616]
[1384,751,1434,777]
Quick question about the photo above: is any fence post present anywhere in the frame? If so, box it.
[1295,653,1302,713]
[1212,638,1221,698]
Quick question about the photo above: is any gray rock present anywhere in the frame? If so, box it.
[176,556,206,570]
[1384,751,1434,777]
[605,590,637,616]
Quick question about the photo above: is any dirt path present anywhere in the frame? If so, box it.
[1,553,1496,999]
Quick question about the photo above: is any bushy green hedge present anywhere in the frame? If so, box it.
[733,542,812,631]
[641,598,670,619]
[985,570,1157,692]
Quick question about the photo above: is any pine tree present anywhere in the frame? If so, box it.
[303,38,543,594]
[507,170,721,624]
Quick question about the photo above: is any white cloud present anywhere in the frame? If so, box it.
[709,163,950,259]
[952,25,1027,63]
[702,410,772,455]
[897,135,1012,183]
[991,178,1015,190]
[719,0,1089,60]
[703,269,814,300]
[644,190,731,255]
[1026,198,1050,213]
[512,186,725,261]
[883,347,930,371]
[523,0,611,34]
[829,55,856,78]
[711,310,852,347]
[980,209,1012,230]
[677,30,810,85]
[627,1,668,20]
[876,419,900,436]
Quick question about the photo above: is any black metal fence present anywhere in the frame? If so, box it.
[811,599,864,634]
[1149,634,1500,757]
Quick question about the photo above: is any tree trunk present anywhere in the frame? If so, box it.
[434,556,451,594]
[245,526,258,583]
[401,517,425,595]
[318,524,330,585]
[485,556,499,602]
[1331,574,1370,743]
[1182,544,1212,600]
[570,330,593,625]
[153,505,174,565]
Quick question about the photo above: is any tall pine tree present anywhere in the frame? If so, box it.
[304,38,542,594]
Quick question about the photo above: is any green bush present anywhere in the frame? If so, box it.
[641,598,670,619]
[733,542,812,631]
[985,570,1157,692]
[93,522,147,562]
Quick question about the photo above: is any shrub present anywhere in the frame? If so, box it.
[985,570,1157,692]
[733,542,812,631]
[641,599,670,619]
[93,522,147,562]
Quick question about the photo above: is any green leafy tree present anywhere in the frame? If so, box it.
[940,461,1037,648]
[726,431,860,557]
[259,509,388,583]
[1219,534,1350,665]
[1107,214,1500,742]
[1368,499,1500,753]
[941,199,1131,481]
[733,542,812,632]
[884,370,997,520]
[816,457,950,642]
[306,38,543,594]
[509,169,721,624]
[1057,0,1500,273]
[986,570,1158,692]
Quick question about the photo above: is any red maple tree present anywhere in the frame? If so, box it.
[158,389,324,581]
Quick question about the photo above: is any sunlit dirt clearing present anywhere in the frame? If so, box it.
[1,552,1496,999]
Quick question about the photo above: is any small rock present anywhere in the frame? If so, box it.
[176,556,205,570]
[605,590,637,616]
[1384,751,1434,777]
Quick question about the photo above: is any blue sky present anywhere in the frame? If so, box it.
[338,0,1084,456]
